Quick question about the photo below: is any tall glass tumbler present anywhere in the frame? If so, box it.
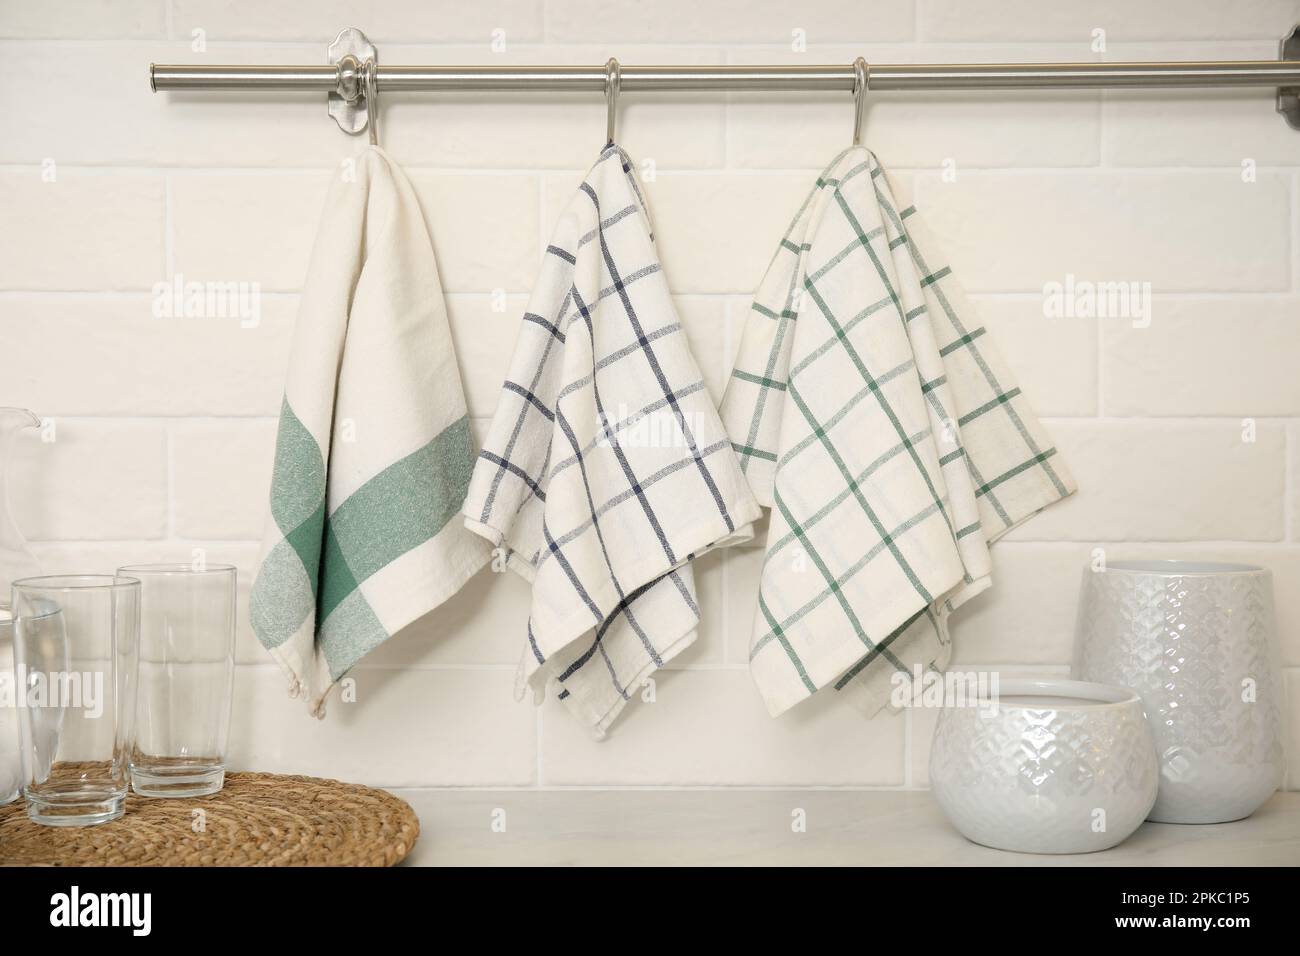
[11,574,141,826]
[121,563,236,798]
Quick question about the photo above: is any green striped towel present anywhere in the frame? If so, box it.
[720,146,1077,718]
[250,146,491,716]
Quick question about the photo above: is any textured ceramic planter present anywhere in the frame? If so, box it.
[929,678,1159,854]
[1074,561,1283,825]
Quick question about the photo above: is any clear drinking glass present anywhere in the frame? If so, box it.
[0,406,44,805]
[11,574,141,826]
[120,563,236,798]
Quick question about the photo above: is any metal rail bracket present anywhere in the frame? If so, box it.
[1281,24,1300,130]
[327,27,376,135]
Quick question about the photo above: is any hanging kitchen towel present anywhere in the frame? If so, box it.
[250,146,492,717]
[720,146,1076,719]
[463,144,762,735]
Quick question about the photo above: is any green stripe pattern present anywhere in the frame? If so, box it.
[251,399,476,679]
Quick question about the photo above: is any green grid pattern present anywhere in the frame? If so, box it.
[719,146,1076,716]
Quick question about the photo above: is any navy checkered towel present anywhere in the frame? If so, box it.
[720,147,1077,718]
[463,144,761,735]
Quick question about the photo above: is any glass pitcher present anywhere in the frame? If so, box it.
[1,407,43,805]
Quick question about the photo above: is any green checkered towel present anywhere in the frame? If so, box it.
[720,146,1076,718]
[250,146,491,716]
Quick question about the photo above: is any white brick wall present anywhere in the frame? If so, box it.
[3,0,1298,792]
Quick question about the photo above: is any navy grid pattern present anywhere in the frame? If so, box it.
[464,144,760,734]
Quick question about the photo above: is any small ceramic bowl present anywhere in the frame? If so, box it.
[929,677,1159,854]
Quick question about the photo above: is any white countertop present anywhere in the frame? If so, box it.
[393,789,1300,866]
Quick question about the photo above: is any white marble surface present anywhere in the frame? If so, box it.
[393,789,1300,866]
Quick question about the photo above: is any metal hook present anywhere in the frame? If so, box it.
[605,57,621,145]
[852,57,868,145]
[362,56,379,146]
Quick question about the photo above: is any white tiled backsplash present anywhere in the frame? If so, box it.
[3,0,1298,790]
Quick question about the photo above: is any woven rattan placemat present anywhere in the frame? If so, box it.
[0,771,419,866]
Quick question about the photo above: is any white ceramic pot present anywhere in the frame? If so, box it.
[1074,561,1283,824]
[929,678,1159,854]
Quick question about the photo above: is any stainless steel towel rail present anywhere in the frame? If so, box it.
[149,26,1300,133]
